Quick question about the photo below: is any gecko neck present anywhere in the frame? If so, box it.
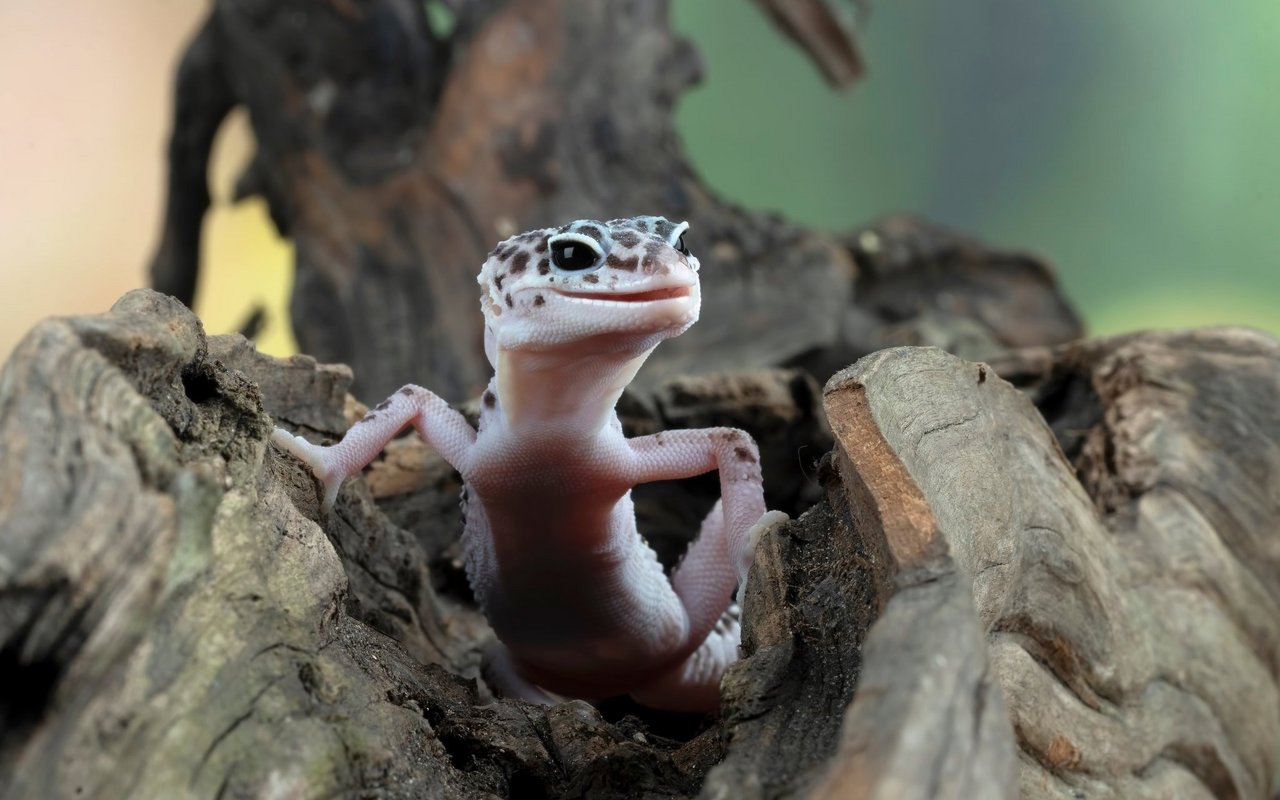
[496,341,657,435]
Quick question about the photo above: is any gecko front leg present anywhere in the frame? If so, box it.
[272,384,476,510]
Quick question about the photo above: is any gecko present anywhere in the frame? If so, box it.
[272,216,787,712]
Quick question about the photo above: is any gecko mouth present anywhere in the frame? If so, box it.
[554,285,693,303]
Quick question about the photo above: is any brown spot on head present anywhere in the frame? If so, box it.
[634,219,650,233]
[510,251,530,274]
[535,238,548,253]
[653,219,676,239]
[614,230,640,248]
[483,390,496,408]
[504,293,513,308]
[361,412,380,423]
[606,254,639,271]
[978,365,988,384]
[537,258,550,275]
[576,224,605,242]
[534,294,545,306]
[641,242,665,271]
[399,387,415,396]
[734,446,757,463]
[494,274,505,290]
[375,399,392,411]
[583,274,599,284]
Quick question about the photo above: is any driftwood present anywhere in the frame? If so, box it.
[148,0,1080,401]
[1,290,1276,799]
[813,332,1280,799]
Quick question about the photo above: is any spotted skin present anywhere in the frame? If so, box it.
[272,216,787,712]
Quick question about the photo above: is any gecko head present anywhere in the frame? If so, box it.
[477,216,701,364]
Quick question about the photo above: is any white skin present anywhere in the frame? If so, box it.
[273,216,787,712]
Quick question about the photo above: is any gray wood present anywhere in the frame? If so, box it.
[822,337,1280,799]
[810,369,1018,799]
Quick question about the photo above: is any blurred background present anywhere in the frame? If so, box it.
[2,0,1277,362]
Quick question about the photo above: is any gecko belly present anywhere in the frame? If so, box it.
[472,497,691,695]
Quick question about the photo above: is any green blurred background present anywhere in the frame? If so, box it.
[0,1,1276,361]
[674,1,1280,337]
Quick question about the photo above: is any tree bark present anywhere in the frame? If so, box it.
[2,292,1275,799]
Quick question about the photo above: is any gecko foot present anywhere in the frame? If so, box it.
[271,427,344,512]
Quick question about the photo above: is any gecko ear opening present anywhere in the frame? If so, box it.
[484,324,499,369]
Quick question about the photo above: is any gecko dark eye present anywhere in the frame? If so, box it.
[675,234,690,257]
[551,241,600,271]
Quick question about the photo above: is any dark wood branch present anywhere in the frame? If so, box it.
[750,0,866,87]
[151,1,1079,401]
[148,14,235,304]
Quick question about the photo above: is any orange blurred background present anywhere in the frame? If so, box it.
[0,1,294,360]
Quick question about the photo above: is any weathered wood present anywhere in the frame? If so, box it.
[3,292,1278,799]
[821,337,1280,799]
[791,214,1084,383]
[814,369,1018,799]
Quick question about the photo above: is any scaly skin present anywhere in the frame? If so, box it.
[273,216,787,712]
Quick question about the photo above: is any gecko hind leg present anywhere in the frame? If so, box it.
[628,606,741,713]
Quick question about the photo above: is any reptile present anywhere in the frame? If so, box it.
[273,216,787,712]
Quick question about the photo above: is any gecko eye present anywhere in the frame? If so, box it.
[550,240,601,271]
[675,234,690,257]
